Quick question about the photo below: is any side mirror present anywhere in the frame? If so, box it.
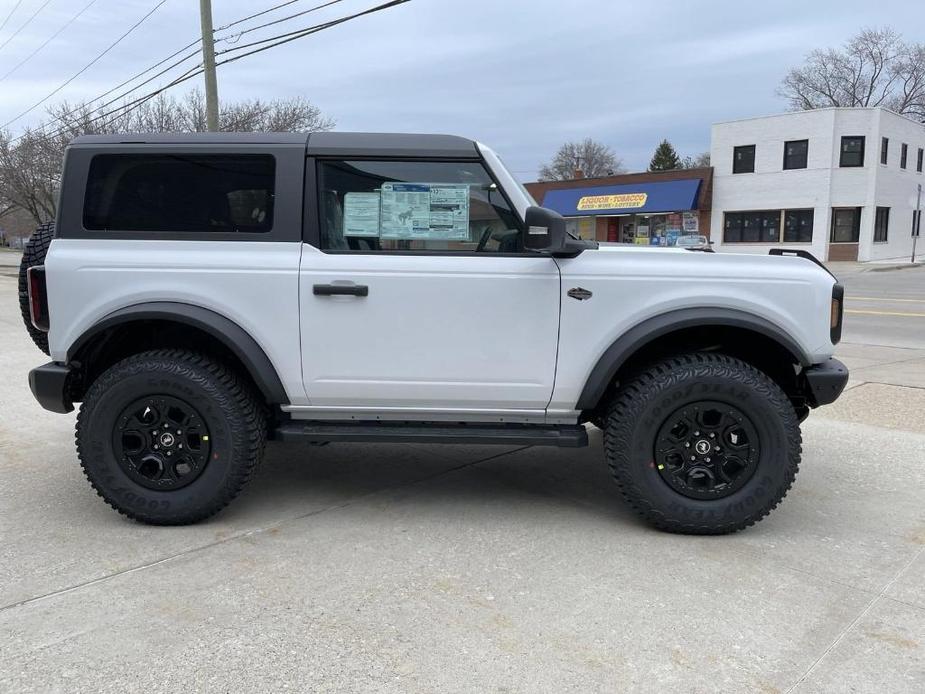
[523,206,566,252]
[523,206,590,257]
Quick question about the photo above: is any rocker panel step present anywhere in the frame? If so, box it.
[274,421,589,447]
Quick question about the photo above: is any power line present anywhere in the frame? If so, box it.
[0,0,54,52]
[10,44,203,142]
[215,0,305,32]
[86,38,201,107]
[14,0,412,143]
[1,0,169,129]
[0,0,26,34]
[216,0,409,59]
[0,0,101,82]
[216,0,345,42]
[7,0,344,133]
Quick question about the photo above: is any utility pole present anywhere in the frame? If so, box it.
[913,183,922,265]
[198,0,219,132]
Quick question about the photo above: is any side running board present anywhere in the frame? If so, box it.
[274,421,589,448]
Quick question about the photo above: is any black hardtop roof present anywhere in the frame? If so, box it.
[69,131,480,158]
[69,132,309,145]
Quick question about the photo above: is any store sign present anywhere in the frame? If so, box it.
[577,192,648,211]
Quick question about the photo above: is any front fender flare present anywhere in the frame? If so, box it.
[66,301,288,404]
[575,307,812,411]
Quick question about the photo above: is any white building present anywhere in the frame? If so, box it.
[710,107,924,262]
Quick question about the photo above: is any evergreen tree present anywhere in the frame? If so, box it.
[648,139,682,171]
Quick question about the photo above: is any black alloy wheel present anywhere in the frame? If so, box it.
[654,401,760,500]
[113,395,212,491]
[602,352,802,534]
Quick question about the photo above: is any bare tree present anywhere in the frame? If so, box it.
[0,90,335,225]
[680,151,710,169]
[779,28,925,120]
[538,138,625,180]
[0,130,61,223]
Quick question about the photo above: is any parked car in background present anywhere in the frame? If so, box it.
[675,234,714,252]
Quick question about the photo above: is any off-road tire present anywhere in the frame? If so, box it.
[17,221,55,355]
[76,349,267,525]
[603,352,801,535]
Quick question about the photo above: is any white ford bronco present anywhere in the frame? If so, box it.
[21,132,848,533]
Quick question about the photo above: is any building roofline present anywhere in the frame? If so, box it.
[712,106,925,128]
[523,166,712,187]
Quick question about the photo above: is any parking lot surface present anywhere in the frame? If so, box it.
[1,251,923,692]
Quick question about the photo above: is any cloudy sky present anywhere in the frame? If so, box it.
[1,0,922,179]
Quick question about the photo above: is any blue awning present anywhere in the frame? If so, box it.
[541,179,702,217]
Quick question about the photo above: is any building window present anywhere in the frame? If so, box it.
[783,209,814,242]
[831,207,861,243]
[732,145,755,174]
[783,140,808,170]
[881,137,889,165]
[918,147,923,173]
[874,207,890,242]
[900,143,908,169]
[724,210,780,243]
[840,136,865,167]
[913,210,922,237]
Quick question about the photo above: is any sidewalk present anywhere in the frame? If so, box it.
[826,259,924,275]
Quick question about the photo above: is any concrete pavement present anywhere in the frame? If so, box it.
[1,251,923,692]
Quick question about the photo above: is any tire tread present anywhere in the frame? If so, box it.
[76,348,266,525]
[603,352,802,535]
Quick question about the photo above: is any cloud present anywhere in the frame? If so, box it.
[2,0,923,178]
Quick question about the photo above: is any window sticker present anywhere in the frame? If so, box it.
[379,183,470,240]
[343,192,381,237]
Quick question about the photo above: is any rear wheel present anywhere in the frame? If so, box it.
[76,349,266,525]
[602,352,801,534]
[17,221,55,355]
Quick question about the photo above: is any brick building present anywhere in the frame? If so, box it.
[524,167,713,246]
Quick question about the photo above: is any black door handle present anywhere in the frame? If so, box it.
[313,283,369,297]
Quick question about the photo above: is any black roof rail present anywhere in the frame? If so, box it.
[769,248,837,280]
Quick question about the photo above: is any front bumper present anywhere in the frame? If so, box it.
[802,358,849,407]
[28,362,74,414]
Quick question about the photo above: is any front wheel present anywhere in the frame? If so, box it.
[602,353,801,534]
[76,349,267,525]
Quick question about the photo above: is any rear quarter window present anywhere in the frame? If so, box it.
[83,154,276,233]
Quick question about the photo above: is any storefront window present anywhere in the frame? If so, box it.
[783,209,814,242]
[831,207,861,243]
[724,211,780,243]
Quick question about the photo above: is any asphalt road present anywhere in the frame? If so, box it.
[1,250,923,693]
[835,263,925,350]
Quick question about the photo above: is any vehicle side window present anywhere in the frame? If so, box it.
[317,159,523,253]
[83,154,276,233]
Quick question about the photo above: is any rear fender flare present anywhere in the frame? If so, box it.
[66,301,288,404]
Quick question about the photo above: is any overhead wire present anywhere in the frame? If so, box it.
[216,0,409,60]
[0,0,53,52]
[0,0,101,82]
[215,0,345,42]
[1,0,169,129]
[6,0,348,132]
[214,0,306,31]
[10,0,412,143]
[0,0,26,34]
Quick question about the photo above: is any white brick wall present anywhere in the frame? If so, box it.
[710,107,925,261]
